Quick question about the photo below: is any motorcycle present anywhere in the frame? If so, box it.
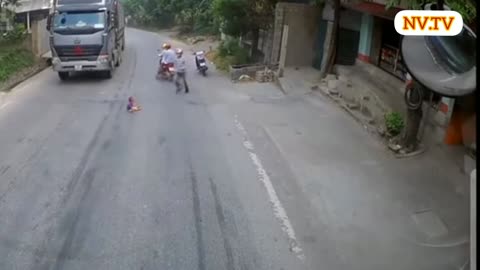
[194,51,208,76]
[156,50,174,81]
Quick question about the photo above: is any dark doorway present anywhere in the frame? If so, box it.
[335,28,360,65]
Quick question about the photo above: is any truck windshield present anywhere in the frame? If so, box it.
[53,10,105,34]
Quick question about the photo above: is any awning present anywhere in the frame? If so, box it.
[10,0,52,14]
[342,2,403,20]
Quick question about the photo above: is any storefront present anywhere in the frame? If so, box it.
[344,1,407,80]
[377,18,407,80]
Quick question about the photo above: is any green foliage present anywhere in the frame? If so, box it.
[384,112,405,136]
[0,0,19,10]
[218,37,250,64]
[212,0,278,36]
[213,37,251,70]
[0,47,34,82]
[212,0,250,36]
[211,53,231,71]
[218,38,241,56]
[386,0,476,23]
[446,0,476,23]
[0,24,27,43]
[122,0,218,33]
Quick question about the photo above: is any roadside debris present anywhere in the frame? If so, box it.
[238,74,254,82]
[127,96,142,112]
[255,68,275,83]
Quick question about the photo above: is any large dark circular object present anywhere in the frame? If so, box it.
[401,13,476,97]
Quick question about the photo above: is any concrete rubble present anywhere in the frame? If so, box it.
[255,68,276,83]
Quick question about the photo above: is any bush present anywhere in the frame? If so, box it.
[384,112,405,136]
[231,46,249,65]
[0,24,27,44]
[0,48,34,82]
[217,37,250,64]
[218,38,239,57]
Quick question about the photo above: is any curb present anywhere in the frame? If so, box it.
[0,62,49,93]
[310,88,418,156]
[275,77,287,95]
[313,88,377,133]
[393,144,427,159]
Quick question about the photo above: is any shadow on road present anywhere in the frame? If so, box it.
[59,72,111,84]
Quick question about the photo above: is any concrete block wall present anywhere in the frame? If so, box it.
[30,18,49,57]
[260,28,274,65]
[270,3,320,67]
[284,4,319,67]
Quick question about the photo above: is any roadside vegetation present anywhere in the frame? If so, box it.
[122,0,276,69]
[210,37,251,71]
[0,25,37,90]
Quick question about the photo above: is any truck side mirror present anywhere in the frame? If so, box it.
[46,14,52,31]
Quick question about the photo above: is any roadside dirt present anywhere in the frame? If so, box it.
[0,61,49,93]
[168,30,220,53]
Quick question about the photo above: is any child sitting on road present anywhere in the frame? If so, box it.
[127,96,142,112]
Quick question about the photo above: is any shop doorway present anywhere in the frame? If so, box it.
[335,28,360,65]
[378,18,407,80]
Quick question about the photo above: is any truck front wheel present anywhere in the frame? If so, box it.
[103,69,112,79]
[58,72,69,81]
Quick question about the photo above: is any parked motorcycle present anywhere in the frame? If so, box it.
[194,51,208,76]
[156,50,174,81]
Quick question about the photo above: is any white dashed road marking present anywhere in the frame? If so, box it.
[0,101,12,110]
[234,115,305,260]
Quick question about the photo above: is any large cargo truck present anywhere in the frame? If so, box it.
[47,0,125,80]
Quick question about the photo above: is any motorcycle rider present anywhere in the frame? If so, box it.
[174,48,189,94]
[159,43,176,77]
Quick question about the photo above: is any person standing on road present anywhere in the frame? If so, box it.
[174,48,189,94]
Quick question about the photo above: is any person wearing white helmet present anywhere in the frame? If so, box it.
[159,43,176,76]
[174,48,189,93]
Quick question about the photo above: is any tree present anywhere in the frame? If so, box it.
[122,0,217,32]
[0,0,19,12]
[212,0,251,37]
[213,0,278,57]
[318,0,340,78]
[246,0,278,57]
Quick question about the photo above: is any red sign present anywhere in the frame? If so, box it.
[73,46,84,55]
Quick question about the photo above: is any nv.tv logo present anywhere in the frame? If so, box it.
[395,10,464,36]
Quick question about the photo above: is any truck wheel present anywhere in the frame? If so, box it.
[58,72,69,81]
[103,70,112,79]
[104,59,114,79]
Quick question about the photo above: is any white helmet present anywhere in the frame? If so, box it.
[176,48,183,55]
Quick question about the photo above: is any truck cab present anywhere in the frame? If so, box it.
[47,0,125,80]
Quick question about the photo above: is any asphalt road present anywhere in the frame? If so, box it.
[0,29,306,270]
[0,28,470,270]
